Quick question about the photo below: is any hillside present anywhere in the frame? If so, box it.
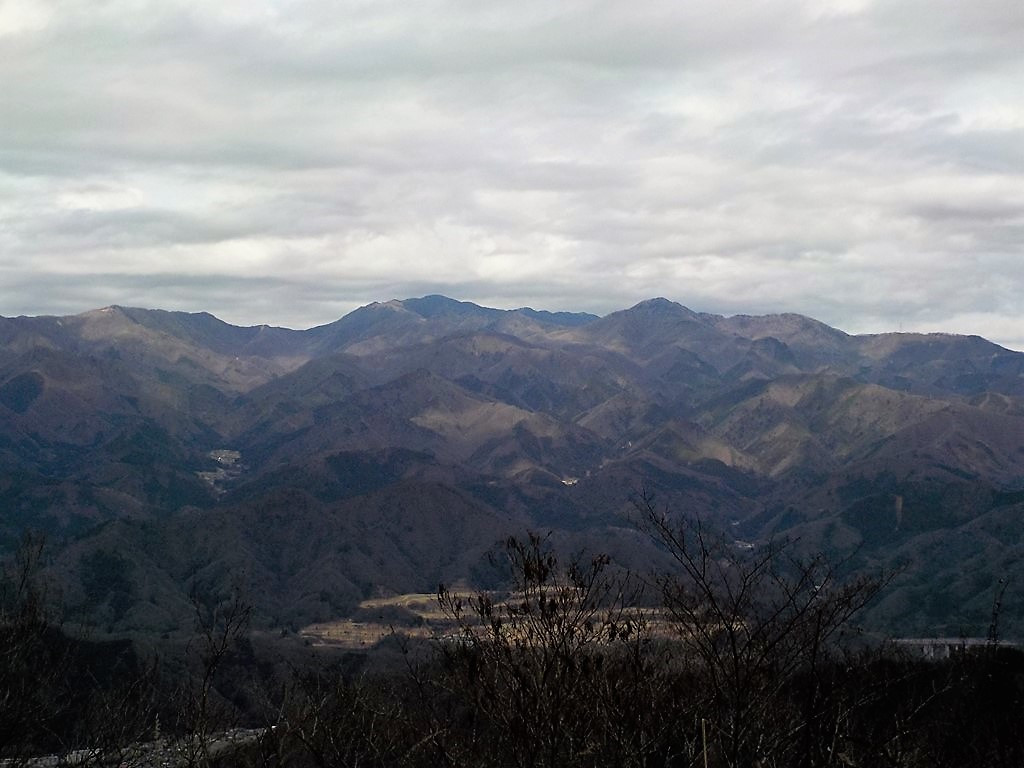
[2,297,1023,637]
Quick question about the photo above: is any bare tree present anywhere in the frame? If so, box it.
[261,669,406,768]
[435,533,679,768]
[0,534,74,764]
[175,583,252,767]
[637,493,886,768]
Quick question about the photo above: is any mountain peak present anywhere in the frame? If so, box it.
[401,295,496,319]
[603,298,704,326]
[82,305,128,317]
[628,297,698,315]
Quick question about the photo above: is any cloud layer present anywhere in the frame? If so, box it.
[1,0,1022,347]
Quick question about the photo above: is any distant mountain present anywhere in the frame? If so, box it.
[2,297,1023,638]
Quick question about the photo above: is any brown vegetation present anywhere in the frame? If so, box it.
[3,523,1024,767]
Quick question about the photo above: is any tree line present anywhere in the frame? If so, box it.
[2,500,1023,767]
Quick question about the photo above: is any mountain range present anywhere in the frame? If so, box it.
[2,295,1023,637]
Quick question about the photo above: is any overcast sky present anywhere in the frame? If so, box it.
[1,0,1022,348]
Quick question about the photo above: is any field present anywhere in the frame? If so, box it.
[299,592,468,649]
[299,591,677,650]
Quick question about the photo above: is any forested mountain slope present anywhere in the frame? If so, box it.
[2,296,1023,636]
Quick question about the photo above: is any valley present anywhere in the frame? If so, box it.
[2,295,1023,638]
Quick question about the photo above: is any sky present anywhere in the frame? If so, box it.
[1,0,1022,348]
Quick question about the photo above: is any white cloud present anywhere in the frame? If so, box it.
[0,0,53,36]
[0,0,1022,349]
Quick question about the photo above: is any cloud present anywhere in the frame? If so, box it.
[0,0,1022,349]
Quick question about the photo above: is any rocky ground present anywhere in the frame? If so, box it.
[6,728,269,768]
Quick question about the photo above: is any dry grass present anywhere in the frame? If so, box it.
[299,619,431,649]
[299,592,681,650]
[299,591,475,649]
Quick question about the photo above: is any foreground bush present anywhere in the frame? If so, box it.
[4,529,1024,767]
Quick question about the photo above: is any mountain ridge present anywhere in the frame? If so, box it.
[6,297,1017,358]
[2,296,1023,638]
